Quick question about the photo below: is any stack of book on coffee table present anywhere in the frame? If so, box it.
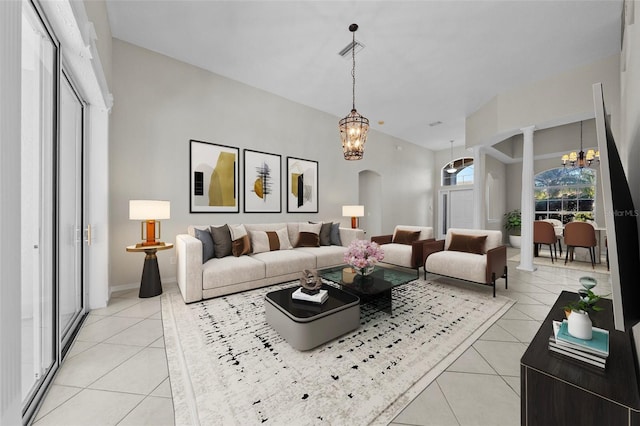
[548,320,609,369]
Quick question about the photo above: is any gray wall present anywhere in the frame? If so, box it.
[109,39,435,289]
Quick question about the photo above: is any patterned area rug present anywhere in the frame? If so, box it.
[162,279,514,425]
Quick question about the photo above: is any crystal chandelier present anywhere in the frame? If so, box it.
[339,24,369,161]
[561,121,599,168]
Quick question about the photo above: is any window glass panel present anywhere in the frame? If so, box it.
[21,0,56,402]
[534,167,596,224]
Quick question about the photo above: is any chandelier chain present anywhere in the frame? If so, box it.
[351,30,356,110]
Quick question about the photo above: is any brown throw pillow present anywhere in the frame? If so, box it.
[296,231,320,247]
[232,234,251,257]
[448,233,487,255]
[393,229,421,245]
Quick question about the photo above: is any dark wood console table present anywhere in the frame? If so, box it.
[521,291,640,425]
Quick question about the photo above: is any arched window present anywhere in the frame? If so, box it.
[534,167,597,224]
[442,157,474,186]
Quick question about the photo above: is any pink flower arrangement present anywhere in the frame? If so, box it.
[343,240,384,270]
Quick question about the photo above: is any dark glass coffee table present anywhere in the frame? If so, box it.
[319,265,418,314]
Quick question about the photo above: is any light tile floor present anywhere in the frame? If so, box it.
[33,250,611,425]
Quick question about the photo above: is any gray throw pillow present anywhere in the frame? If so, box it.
[310,221,333,246]
[330,223,342,246]
[319,222,332,246]
[194,228,215,263]
[210,224,232,258]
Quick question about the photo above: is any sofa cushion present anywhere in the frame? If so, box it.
[393,229,421,245]
[210,224,232,258]
[202,256,266,290]
[296,245,346,268]
[251,250,316,277]
[448,233,487,255]
[194,228,215,262]
[425,251,488,283]
[330,223,342,246]
[249,228,292,253]
[229,224,251,257]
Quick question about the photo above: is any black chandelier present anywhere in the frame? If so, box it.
[561,121,599,168]
[338,24,369,161]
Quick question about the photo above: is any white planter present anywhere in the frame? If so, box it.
[509,235,521,249]
[567,310,593,340]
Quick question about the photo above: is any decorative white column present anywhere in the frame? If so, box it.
[518,125,536,271]
[473,146,485,229]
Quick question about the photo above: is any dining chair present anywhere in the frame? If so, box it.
[541,218,563,256]
[534,221,559,263]
[563,221,597,269]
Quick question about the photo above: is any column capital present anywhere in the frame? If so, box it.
[520,125,536,134]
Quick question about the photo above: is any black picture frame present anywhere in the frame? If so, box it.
[286,156,318,213]
[189,139,239,213]
[243,149,282,213]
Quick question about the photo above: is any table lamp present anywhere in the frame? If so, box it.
[342,205,364,229]
[129,200,170,247]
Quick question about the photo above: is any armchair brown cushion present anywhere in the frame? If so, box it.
[448,233,487,255]
[393,230,421,245]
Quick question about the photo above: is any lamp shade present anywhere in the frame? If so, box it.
[129,200,170,220]
[342,205,364,217]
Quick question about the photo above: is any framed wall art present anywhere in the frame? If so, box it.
[286,156,318,213]
[190,139,239,213]
[243,149,282,213]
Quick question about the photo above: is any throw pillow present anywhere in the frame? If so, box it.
[448,233,487,255]
[393,229,421,245]
[297,222,321,247]
[194,228,215,263]
[210,224,232,258]
[229,224,251,257]
[296,232,320,247]
[310,221,332,246]
[330,223,342,246]
[249,228,292,253]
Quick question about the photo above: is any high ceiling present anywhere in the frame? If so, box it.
[105,0,622,151]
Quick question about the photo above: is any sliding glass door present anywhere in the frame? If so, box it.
[21,0,56,404]
[21,0,88,421]
[58,70,85,352]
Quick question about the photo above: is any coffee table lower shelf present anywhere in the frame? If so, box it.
[265,284,360,351]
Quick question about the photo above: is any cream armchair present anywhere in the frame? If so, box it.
[370,225,434,271]
[423,228,507,297]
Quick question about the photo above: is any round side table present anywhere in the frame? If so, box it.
[126,243,174,298]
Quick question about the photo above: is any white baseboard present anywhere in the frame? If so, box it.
[109,277,177,298]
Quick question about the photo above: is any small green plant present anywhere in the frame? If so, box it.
[573,212,594,222]
[504,209,522,236]
[563,289,607,314]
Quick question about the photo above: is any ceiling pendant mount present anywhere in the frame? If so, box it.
[446,140,457,173]
[339,23,369,161]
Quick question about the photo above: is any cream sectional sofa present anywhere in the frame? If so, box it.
[423,228,508,297]
[176,222,364,303]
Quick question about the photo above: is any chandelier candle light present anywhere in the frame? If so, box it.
[561,121,599,168]
[339,23,369,160]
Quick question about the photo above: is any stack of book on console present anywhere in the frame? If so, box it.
[292,288,328,304]
[548,320,609,369]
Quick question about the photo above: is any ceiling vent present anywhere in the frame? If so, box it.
[338,40,365,58]
[429,121,443,127]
